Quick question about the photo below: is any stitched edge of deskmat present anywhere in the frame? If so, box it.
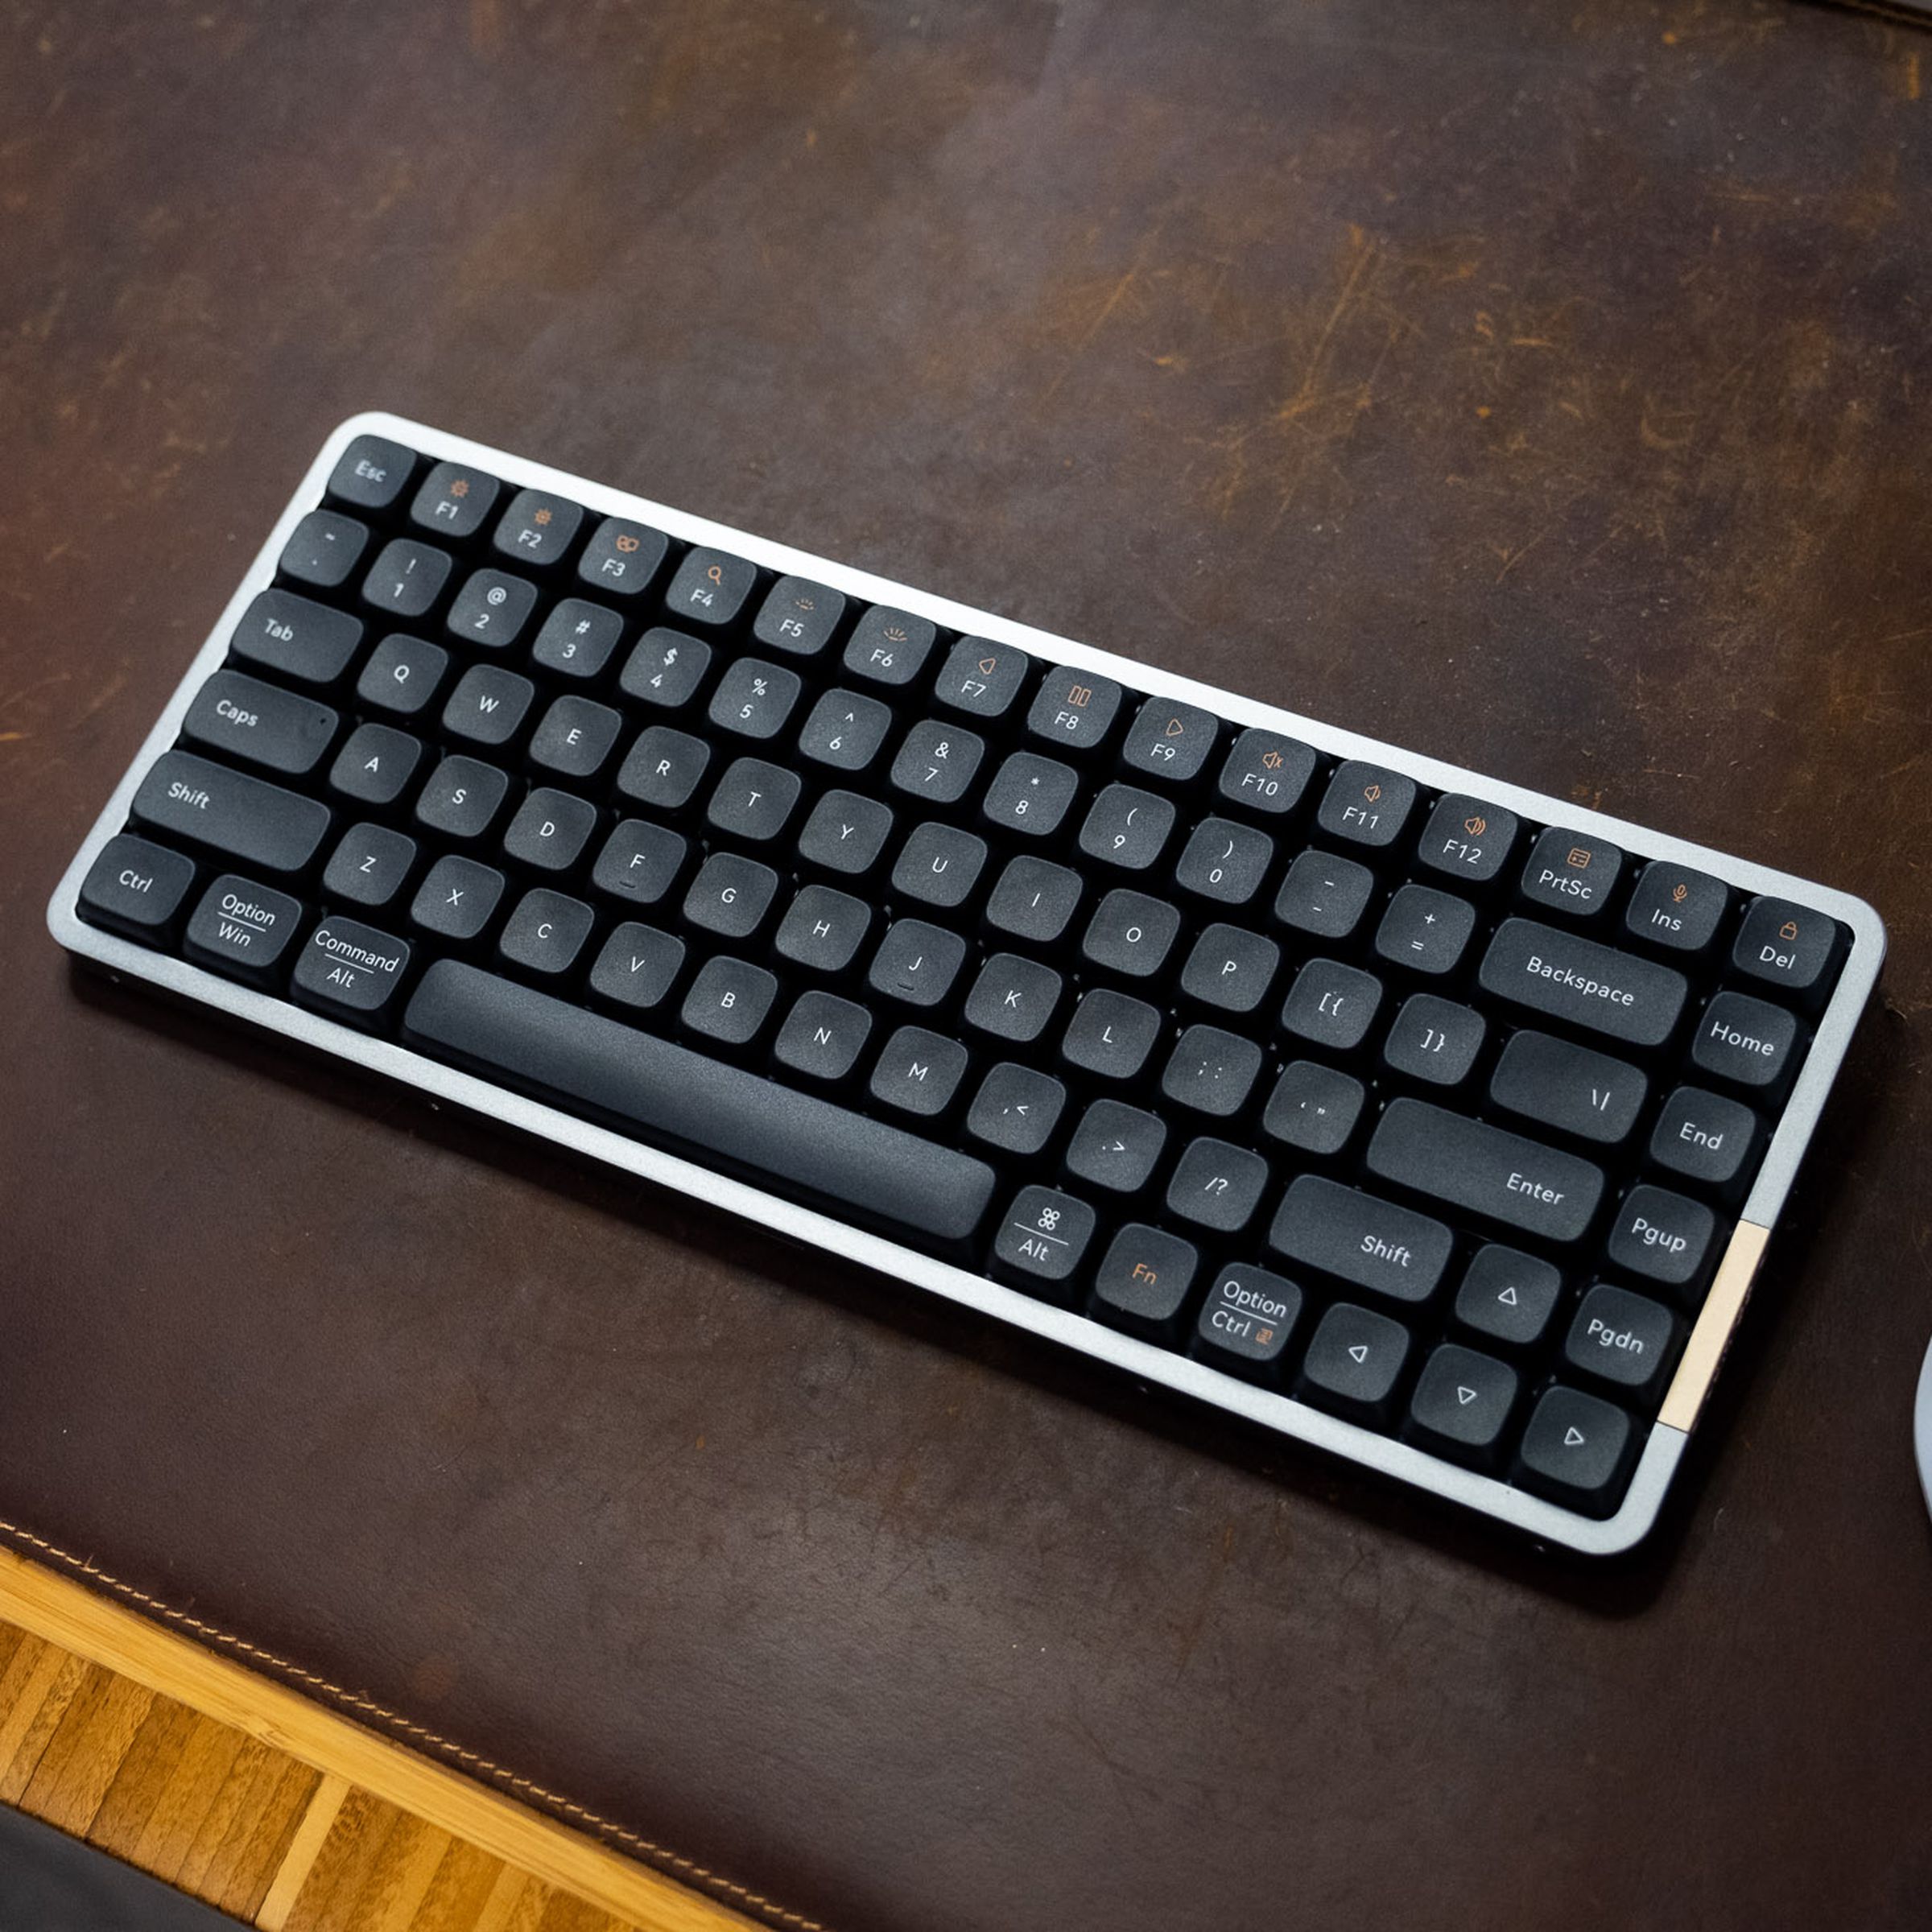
[0,1519,828,1932]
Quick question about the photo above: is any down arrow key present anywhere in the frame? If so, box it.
[1408,1343,1519,1463]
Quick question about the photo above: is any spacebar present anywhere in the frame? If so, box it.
[402,960,996,1246]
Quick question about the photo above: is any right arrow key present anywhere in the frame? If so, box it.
[1517,1385,1637,1516]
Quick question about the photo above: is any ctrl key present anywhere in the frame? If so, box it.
[291,916,412,1026]
[76,834,195,943]
[992,1187,1096,1302]
[1516,1385,1635,1517]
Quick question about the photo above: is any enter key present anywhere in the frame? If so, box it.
[1367,1096,1604,1244]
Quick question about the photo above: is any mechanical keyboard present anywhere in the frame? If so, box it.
[49,415,1885,1556]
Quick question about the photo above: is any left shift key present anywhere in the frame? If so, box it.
[131,750,331,874]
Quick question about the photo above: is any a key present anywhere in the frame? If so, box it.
[993,1187,1097,1296]
[1452,1245,1563,1348]
[891,823,988,910]
[1488,1029,1647,1144]
[753,577,844,657]
[531,600,625,681]
[1406,1344,1518,1464]
[616,726,711,812]
[592,819,687,908]
[1065,1099,1167,1193]
[1691,991,1798,1089]
[709,658,803,741]
[503,789,597,873]
[1191,1265,1301,1379]
[1269,1174,1453,1304]
[891,720,985,807]
[1217,729,1316,815]
[934,638,1029,719]
[184,874,304,984]
[291,915,411,1023]
[985,856,1083,945]
[184,671,336,776]
[1516,1385,1635,1515]
[774,884,873,974]
[1366,1096,1604,1244]
[1606,1184,1717,1301]
[1077,783,1175,872]
[1732,897,1838,1006]
[843,607,937,687]
[774,989,872,1082]
[576,518,669,599]
[707,757,802,843]
[492,489,583,567]
[1624,861,1728,954]
[869,1026,970,1119]
[1520,828,1622,919]
[665,547,758,629]
[445,568,539,651]
[797,791,894,877]
[443,663,535,748]
[279,510,368,590]
[326,434,415,511]
[529,696,624,780]
[1092,1226,1200,1340]
[1174,817,1273,905]
[1647,1086,1758,1195]
[1026,668,1121,753]
[1274,850,1375,939]
[360,539,452,619]
[981,752,1080,839]
[966,1063,1067,1158]
[798,689,893,772]
[1298,1302,1412,1422]
[1478,917,1687,1049]
[621,628,712,712]
[1563,1284,1676,1399]
[76,834,196,942]
[1373,884,1476,976]
[231,590,363,687]
[684,852,780,941]
[498,890,595,976]
[131,750,331,875]
[1414,795,1518,885]
[1081,889,1181,980]
[410,462,500,539]
[682,956,779,1046]
[357,634,448,717]
[1060,989,1162,1081]
[1280,958,1383,1052]
[410,855,506,943]
[328,723,423,808]
[1179,924,1279,1017]
[1315,760,1415,848]
[1160,1025,1263,1118]
[1120,698,1217,783]
[963,952,1063,1044]
[1381,994,1485,1088]
[588,923,686,1014]
[1165,1137,1269,1234]
[322,824,416,909]
[867,919,967,1008]
[1260,1060,1364,1156]
[414,754,510,842]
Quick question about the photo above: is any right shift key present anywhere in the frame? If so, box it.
[1479,917,1686,1049]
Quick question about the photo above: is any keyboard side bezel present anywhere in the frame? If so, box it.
[46,411,1887,1557]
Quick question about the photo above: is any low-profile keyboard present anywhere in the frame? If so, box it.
[51,415,1885,1555]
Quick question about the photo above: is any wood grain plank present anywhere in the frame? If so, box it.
[0,1647,92,1801]
[85,1695,203,1863]
[257,1771,353,1931]
[410,1837,511,1932]
[19,1666,155,1833]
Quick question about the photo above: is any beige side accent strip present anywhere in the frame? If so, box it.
[1659,1220,1771,1433]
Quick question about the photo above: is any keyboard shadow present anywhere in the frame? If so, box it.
[65,954,1887,1620]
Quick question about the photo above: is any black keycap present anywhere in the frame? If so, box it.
[1520,828,1622,920]
[499,889,595,976]
[1607,1184,1717,1300]
[1179,923,1278,1017]
[868,918,967,1008]
[503,788,597,873]
[231,589,362,687]
[985,856,1083,945]
[982,752,1080,838]
[77,833,196,942]
[993,1186,1097,1295]
[131,750,330,874]
[934,638,1029,719]
[1092,1225,1199,1339]
[1624,861,1728,954]
[799,689,893,772]
[1027,667,1121,753]
[184,670,336,776]
[1732,897,1837,1006]
[1274,850,1375,939]
[1300,1302,1411,1422]
[592,819,686,908]
[616,725,710,812]
[1517,1385,1635,1515]
[797,790,894,877]
[684,852,780,941]
[184,874,304,983]
[414,754,510,841]
[966,1063,1067,1158]
[1218,729,1316,816]
[291,914,411,1022]
[1078,783,1174,872]
[1082,889,1181,980]
[530,696,624,780]
[1381,994,1485,1088]
[405,960,994,1245]
[357,633,448,717]
[410,855,505,942]
[1563,1283,1676,1398]
[361,539,452,619]
[1061,988,1161,1080]
[1121,698,1216,783]
[327,434,414,511]
[1691,991,1798,1089]
[774,884,872,974]
[493,488,583,568]
[1269,1174,1452,1304]
[753,576,844,656]
[891,720,985,807]
[621,627,712,712]
[891,822,988,910]
[589,923,685,1013]
[774,989,872,1082]
[411,462,499,539]
[843,606,937,687]
[1315,760,1415,848]
[1488,1029,1647,1145]
[279,510,368,590]
[1261,1060,1364,1156]
[1648,1085,1757,1194]
[1174,816,1273,905]
[576,518,668,599]
[682,955,779,1046]
[1280,958,1382,1052]
[1373,884,1476,976]
[1478,917,1687,1049]
[869,1026,970,1119]
[1453,1245,1563,1348]
[531,600,625,681]
[710,658,803,741]
[329,723,422,807]
[445,568,539,651]
[708,757,802,843]
[1368,1096,1604,1245]
[1191,1265,1301,1378]
[1407,1344,1517,1463]
[1066,1100,1167,1193]
[667,549,758,629]
[1415,795,1518,885]
[322,824,416,908]
[1161,1025,1262,1118]
[1166,1137,1269,1234]
[964,952,1063,1044]
[442,663,535,746]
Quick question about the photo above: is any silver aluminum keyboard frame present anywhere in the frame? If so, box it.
[47,412,1888,1556]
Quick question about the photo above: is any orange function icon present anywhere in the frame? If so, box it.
[1363,782,1382,803]
[614,533,640,554]
[1129,1261,1159,1286]
[1261,749,1283,770]
[706,564,724,586]
[795,595,815,611]
[533,507,553,526]
[448,477,470,498]
[1067,683,1092,708]
[1671,882,1689,904]
[1779,919,1799,942]
[1463,814,1487,837]
[1164,716,1186,738]
[977,655,997,675]
[1567,847,1591,869]
[882,624,909,644]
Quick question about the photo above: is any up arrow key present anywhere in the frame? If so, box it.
[1564,1426,1587,1447]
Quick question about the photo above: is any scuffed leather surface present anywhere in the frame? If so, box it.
[2,4,1930,1927]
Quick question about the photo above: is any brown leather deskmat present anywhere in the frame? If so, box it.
[6,6,1932,1930]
